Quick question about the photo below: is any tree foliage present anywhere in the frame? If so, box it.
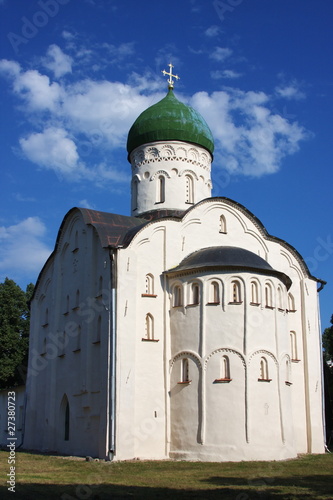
[0,278,34,389]
[323,315,333,364]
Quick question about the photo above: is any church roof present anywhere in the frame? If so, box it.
[78,209,147,247]
[126,89,214,157]
[165,246,293,289]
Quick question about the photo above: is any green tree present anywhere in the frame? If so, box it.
[0,278,34,389]
[323,315,333,364]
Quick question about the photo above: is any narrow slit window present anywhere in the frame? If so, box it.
[173,285,183,307]
[191,283,200,305]
[288,293,296,311]
[290,331,298,361]
[132,179,138,211]
[221,355,230,379]
[277,286,283,309]
[231,281,241,303]
[181,358,190,383]
[210,281,220,303]
[219,214,227,233]
[156,175,165,203]
[145,274,154,295]
[185,175,194,204]
[251,281,259,304]
[145,313,154,340]
[64,400,70,441]
[259,357,269,380]
[265,284,273,308]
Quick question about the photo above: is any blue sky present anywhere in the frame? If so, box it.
[0,0,332,328]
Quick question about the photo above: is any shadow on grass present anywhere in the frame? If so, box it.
[1,474,333,500]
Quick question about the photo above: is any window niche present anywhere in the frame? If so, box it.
[250,281,260,306]
[188,282,200,306]
[178,358,191,384]
[61,395,70,441]
[141,273,157,297]
[185,175,194,204]
[290,331,300,362]
[72,289,80,310]
[156,175,165,204]
[142,313,159,342]
[258,357,271,382]
[214,355,232,383]
[264,283,274,309]
[132,179,138,211]
[288,293,296,312]
[219,214,227,234]
[230,280,242,304]
[277,286,284,311]
[207,281,220,305]
[173,285,183,307]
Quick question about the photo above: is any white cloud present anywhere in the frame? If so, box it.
[0,218,52,280]
[0,59,65,112]
[211,69,242,79]
[0,46,309,182]
[205,25,220,37]
[19,127,83,179]
[191,88,308,176]
[78,199,95,209]
[42,44,73,78]
[275,83,306,100]
[209,47,232,62]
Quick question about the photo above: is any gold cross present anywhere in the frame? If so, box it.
[162,63,180,89]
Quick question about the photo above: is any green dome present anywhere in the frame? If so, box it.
[126,89,214,157]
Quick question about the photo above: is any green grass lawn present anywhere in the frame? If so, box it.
[1,450,333,499]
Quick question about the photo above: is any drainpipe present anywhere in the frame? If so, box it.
[316,280,328,451]
[106,249,117,461]
[17,390,27,449]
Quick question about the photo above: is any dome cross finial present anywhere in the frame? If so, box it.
[162,63,180,89]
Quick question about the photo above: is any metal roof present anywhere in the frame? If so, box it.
[126,89,214,157]
[165,246,293,289]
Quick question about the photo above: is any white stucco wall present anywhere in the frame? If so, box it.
[129,141,212,215]
[115,197,324,461]
[24,212,111,458]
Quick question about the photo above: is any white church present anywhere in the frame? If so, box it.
[24,66,326,461]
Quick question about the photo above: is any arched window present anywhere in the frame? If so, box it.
[173,285,183,307]
[221,355,230,380]
[74,289,80,309]
[98,276,103,296]
[277,286,283,309]
[191,283,200,305]
[132,179,138,211]
[288,293,296,312]
[231,280,241,303]
[250,281,259,304]
[185,175,194,204]
[145,313,154,340]
[219,214,227,233]
[64,295,70,314]
[61,395,70,441]
[43,308,49,326]
[145,274,154,295]
[285,359,292,385]
[75,325,81,351]
[209,281,220,304]
[290,331,298,361]
[156,175,165,203]
[259,357,269,381]
[73,230,79,251]
[96,315,102,343]
[181,358,190,383]
[265,283,273,308]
